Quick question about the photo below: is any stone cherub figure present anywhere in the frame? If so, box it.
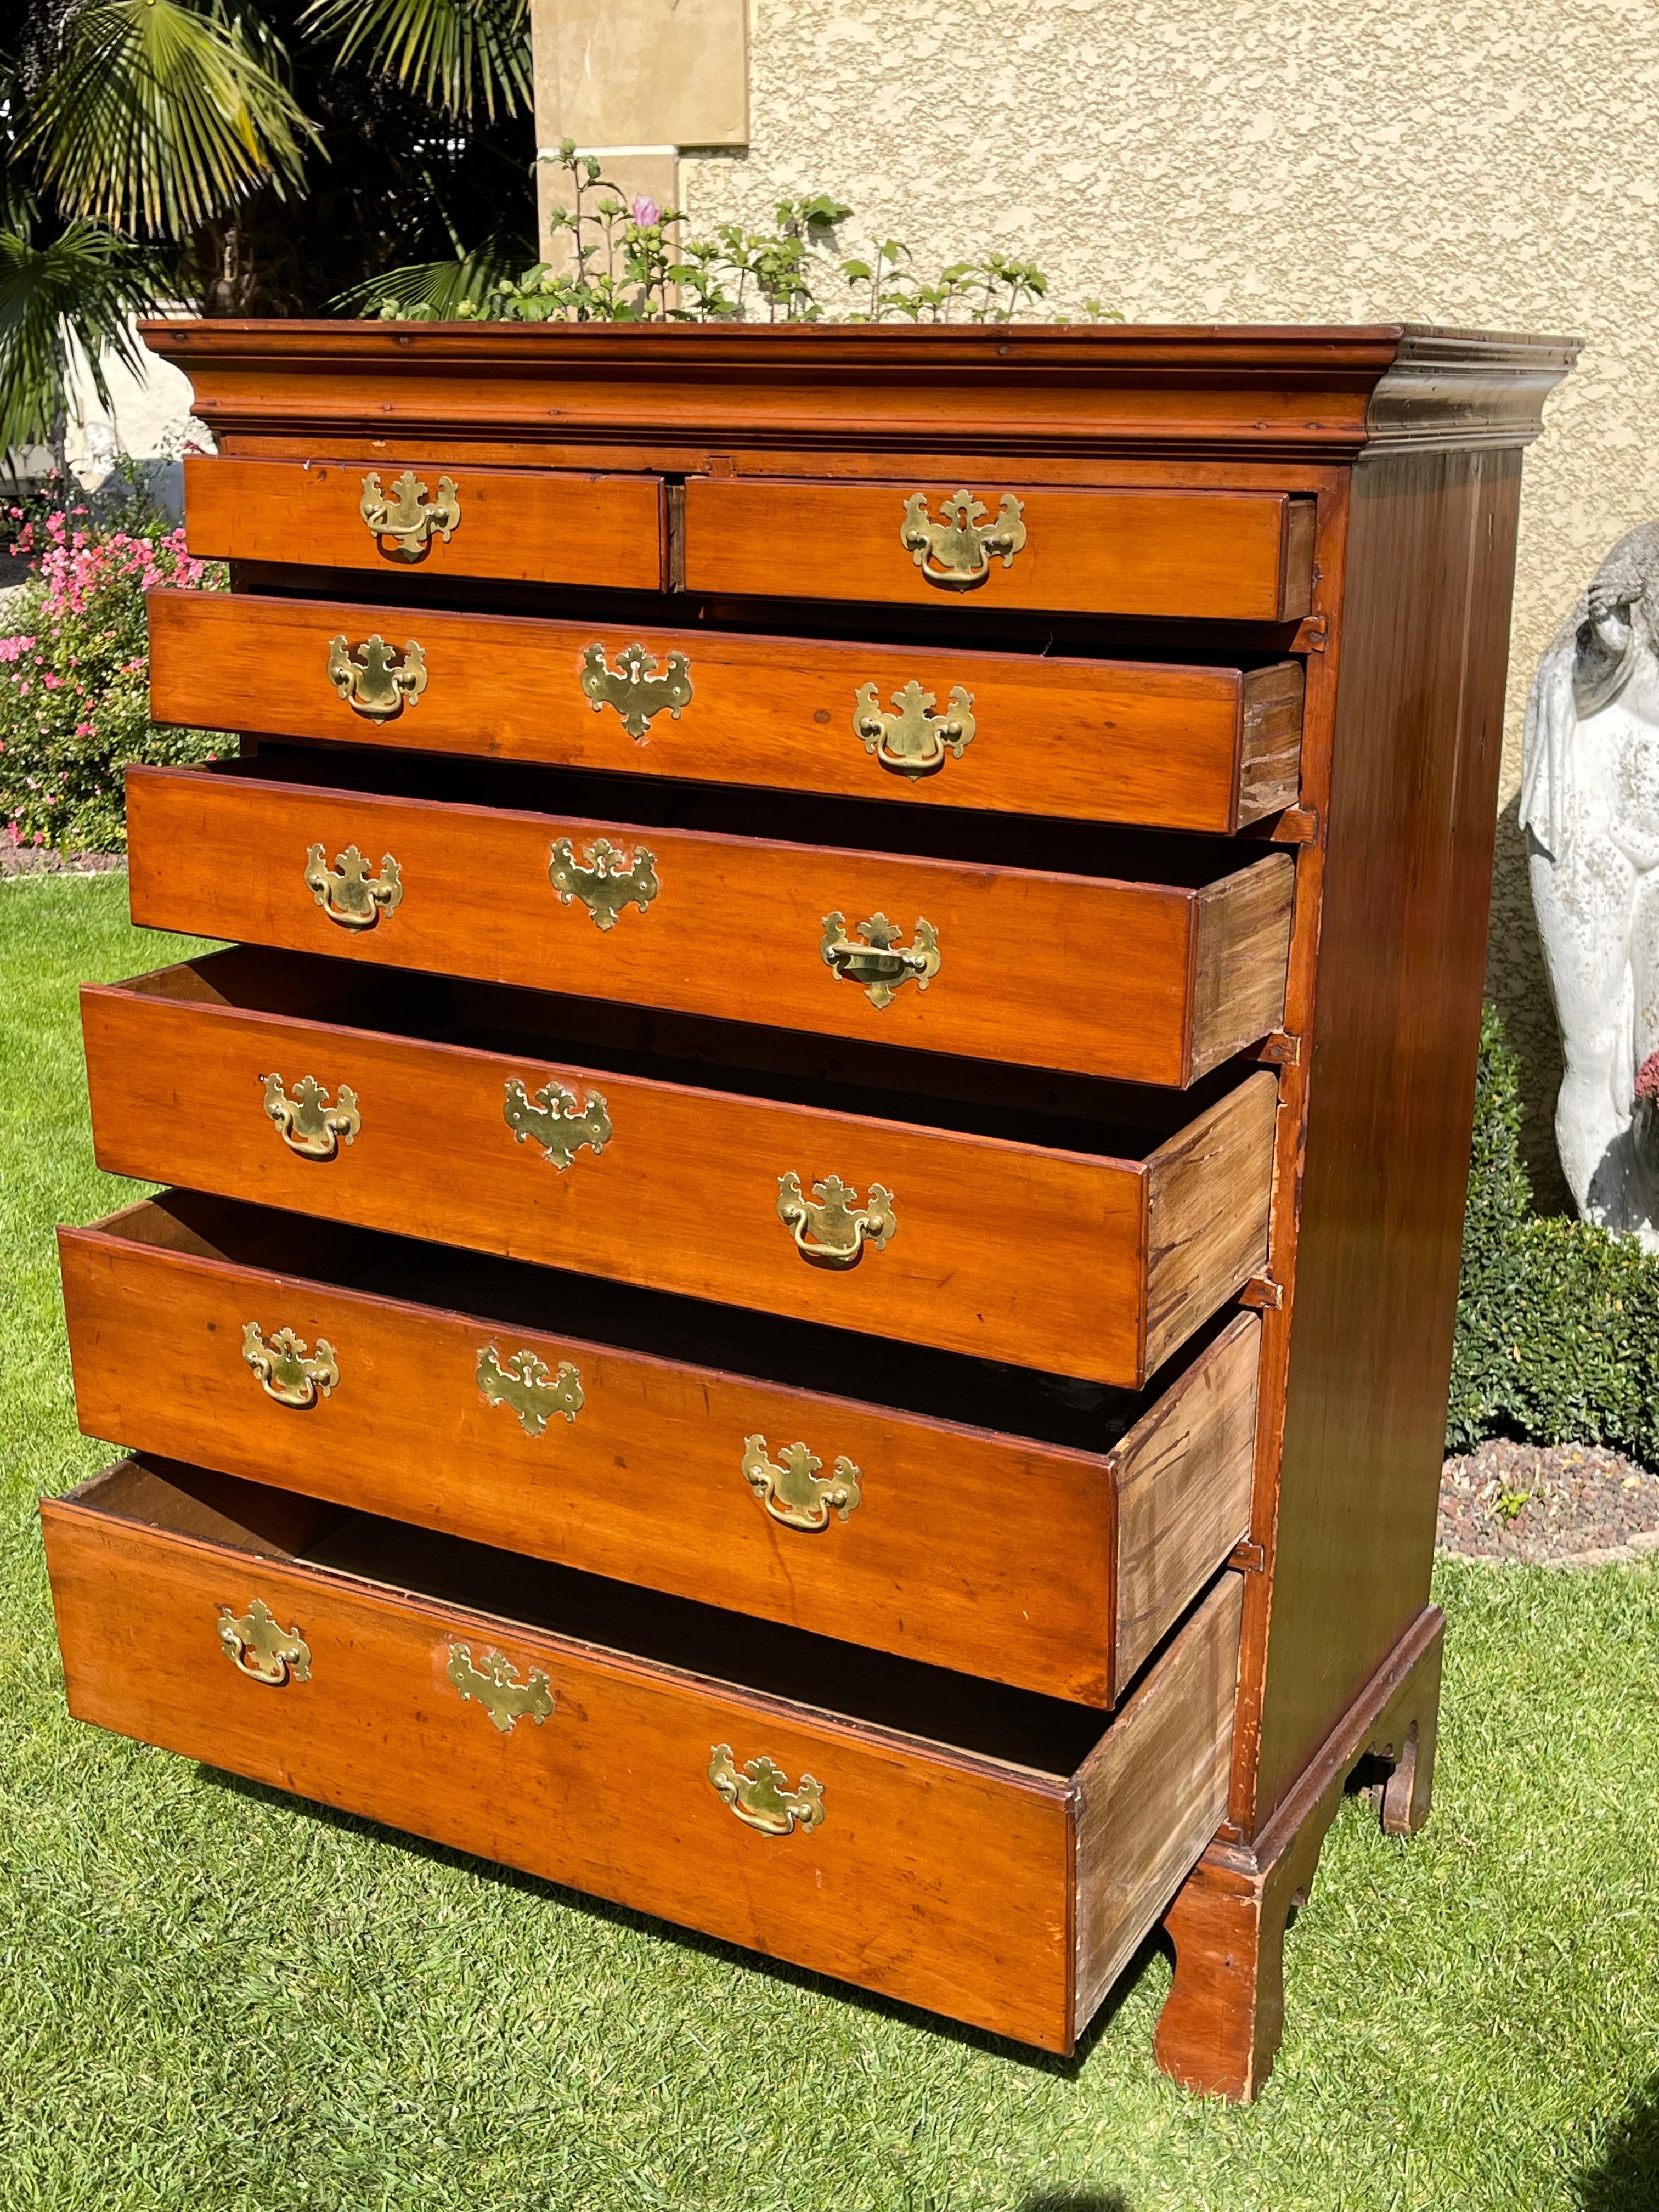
[1523,523,1659,1246]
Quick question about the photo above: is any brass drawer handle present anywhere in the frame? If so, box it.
[447,1643,554,1733]
[242,1322,338,1408]
[304,842,402,929]
[327,634,427,720]
[503,1076,611,1169]
[581,642,693,740]
[549,836,659,930]
[900,488,1026,592]
[709,1745,825,1836]
[854,680,975,780]
[777,1172,895,1269]
[742,1435,862,1531]
[359,469,460,558]
[261,1073,360,1160]
[821,912,940,1008]
[218,1598,311,1686]
[477,1345,584,1435]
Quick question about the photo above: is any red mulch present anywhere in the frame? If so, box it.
[1439,1438,1659,1565]
[0,847,126,878]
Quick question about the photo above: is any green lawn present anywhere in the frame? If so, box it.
[2,872,1657,2212]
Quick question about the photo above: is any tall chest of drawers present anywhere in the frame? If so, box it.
[44,321,1573,2098]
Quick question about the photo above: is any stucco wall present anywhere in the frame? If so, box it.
[674,0,1659,1208]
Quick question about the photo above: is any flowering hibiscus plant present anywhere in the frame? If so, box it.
[0,481,231,855]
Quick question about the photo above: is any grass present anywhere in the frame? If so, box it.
[2,872,1658,2211]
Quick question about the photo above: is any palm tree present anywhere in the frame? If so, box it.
[1,0,534,468]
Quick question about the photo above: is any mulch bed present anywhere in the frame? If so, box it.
[1439,1438,1659,1566]
[0,848,126,878]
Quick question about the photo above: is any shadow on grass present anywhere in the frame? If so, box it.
[1576,2074,1659,2209]
[1015,2194,1132,2211]
[201,1764,1166,2079]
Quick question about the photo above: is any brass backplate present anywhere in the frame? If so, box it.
[218,1598,311,1685]
[477,1345,584,1436]
[708,1745,825,1835]
[242,1322,338,1408]
[853,679,976,780]
[548,837,659,930]
[776,1172,896,1269]
[304,843,402,929]
[581,642,693,740]
[326,634,427,720]
[900,489,1026,591]
[359,469,460,558]
[261,1072,360,1160]
[446,1643,555,1733]
[741,1435,862,1531]
[503,1076,612,1170]
[821,912,940,1008]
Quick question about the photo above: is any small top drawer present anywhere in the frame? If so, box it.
[682,478,1315,623]
[181,455,668,592]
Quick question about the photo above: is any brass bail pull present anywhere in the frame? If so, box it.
[853,680,976,780]
[776,1172,895,1270]
[304,843,402,929]
[821,912,940,1009]
[741,1436,862,1531]
[326,635,427,720]
[261,1072,362,1161]
[900,489,1027,592]
[708,1745,825,1836]
[217,1599,311,1686]
[359,470,461,560]
[242,1322,339,1408]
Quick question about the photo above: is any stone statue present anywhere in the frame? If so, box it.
[1523,522,1659,1245]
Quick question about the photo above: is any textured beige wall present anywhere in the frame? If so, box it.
[678,0,1659,1207]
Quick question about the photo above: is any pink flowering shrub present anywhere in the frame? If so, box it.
[0,503,232,852]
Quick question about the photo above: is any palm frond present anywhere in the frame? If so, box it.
[300,0,531,122]
[26,1,318,239]
[331,232,522,320]
[0,214,172,453]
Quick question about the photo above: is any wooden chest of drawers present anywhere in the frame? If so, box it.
[43,319,1573,2097]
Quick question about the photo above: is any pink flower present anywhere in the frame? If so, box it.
[0,634,35,661]
[631,195,661,225]
[31,830,43,846]
[1635,1052,1659,1104]
[42,673,62,690]
[75,721,95,737]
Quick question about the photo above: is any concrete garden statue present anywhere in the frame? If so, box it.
[1523,522,1659,1245]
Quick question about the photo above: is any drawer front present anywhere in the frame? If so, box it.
[683,479,1316,623]
[80,964,1278,1385]
[43,1464,1073,2048]
[60,1204,1262,1705]
[181,455,667,591]
[148,589,1304,834]
[43,1460,1244,2050]
[126,766,1295,1087]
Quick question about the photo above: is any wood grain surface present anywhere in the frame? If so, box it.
[1073,1572,1242,2034]
[79,953,1274,1385]
[42,1458,1077,2048]
[182,455,666,589]
[125,761,1294,1086]
[147,587,1304,834]
[682,479,1314,622]
[62,1201,1252,1704]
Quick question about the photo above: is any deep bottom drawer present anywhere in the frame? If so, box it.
[43,1458,1243,2053]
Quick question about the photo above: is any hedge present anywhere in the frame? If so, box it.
[1448,1006,1659,1460]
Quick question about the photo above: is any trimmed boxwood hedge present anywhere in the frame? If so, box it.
[1449,1007,1659,1460]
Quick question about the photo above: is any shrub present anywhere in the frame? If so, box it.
[0,492,230,854]
[1448,1006,1659,1460]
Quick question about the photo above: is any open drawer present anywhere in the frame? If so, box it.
[43,1455,1243,2053]
[148,586,1305,834]
[79,950,1279,1389]
[125,751,1296,1088]
[60,1192,1260,1707]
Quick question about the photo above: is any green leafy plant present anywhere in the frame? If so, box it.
[0,482,229,854]
[1448,1004,1659,1461]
